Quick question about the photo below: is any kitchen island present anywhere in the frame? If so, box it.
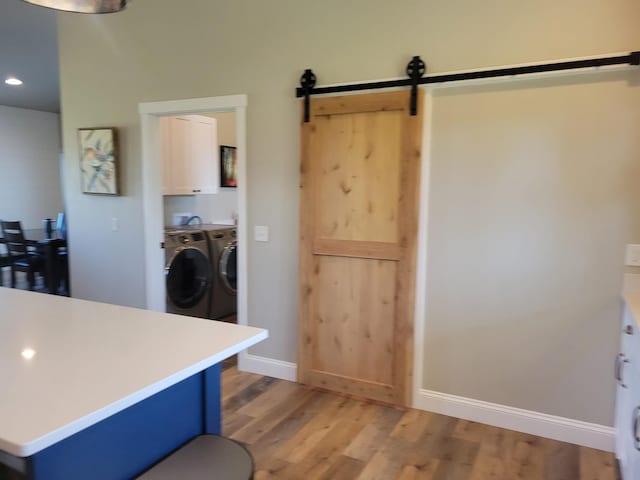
[0,288,267,479]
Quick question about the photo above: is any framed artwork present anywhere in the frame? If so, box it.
[220,145,237,188]
[79,127,120,195]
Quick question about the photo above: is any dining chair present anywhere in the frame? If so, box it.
[56,246,70,296]
[0,221,46,291]
[0,247,11,287]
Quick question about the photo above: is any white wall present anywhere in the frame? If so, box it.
[0,105,63,229]
[57,0,640,425]
[163,191,238,227]
[163,111,238,226]
[425,72,640,426]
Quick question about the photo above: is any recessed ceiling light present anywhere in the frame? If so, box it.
[21,348,36,360]
[5,77,23,86]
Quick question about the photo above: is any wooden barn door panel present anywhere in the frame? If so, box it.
[298,90,423,405]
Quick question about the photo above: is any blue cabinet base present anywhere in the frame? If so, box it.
[16,363,222,480]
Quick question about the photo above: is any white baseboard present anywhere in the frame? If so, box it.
[415,388,614,452]
[237,352,297,382]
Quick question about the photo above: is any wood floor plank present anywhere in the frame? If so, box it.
[249,391,335,465]
[292,402,376,478]
[396,459,440,480]
[222,368,264,399]
[468,424,509,480]
[452,419,493,444]
[578,447,618,480]
[355,436,414,480]
[231,387,315,444]
[544,439,580,480]
[279,399,379,478]
[343,404,405,462]
[422,425,480,480]
[391,407,433,442]
[235,379,300,418]
[222,411,254,437]
[504,436,545,480]
[469,453,506,480]
[253,458,291,480]
[220,367,619,480]
[433,460,478,480]
[275,394,349,463]
[223,376,278,413]
[317,455,366,480]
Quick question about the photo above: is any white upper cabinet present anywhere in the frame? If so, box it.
[161,115,219,195]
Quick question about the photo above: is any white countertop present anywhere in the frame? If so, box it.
[0,288,267,457]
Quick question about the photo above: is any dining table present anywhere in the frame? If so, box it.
[0,228,67,295]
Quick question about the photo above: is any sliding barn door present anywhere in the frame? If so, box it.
[298,90,423,405]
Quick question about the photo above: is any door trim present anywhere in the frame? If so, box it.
[138,95,249,335]
[412,89,432,407]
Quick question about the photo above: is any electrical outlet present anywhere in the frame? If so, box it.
[254,225,269,242]
[625,244,640,266]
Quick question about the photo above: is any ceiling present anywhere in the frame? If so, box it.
[0,0,59,113]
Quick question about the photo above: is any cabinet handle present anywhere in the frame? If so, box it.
[626,324,634,335]
[615,354,630,388]
[615,354,626,386]
[633,407,640,451]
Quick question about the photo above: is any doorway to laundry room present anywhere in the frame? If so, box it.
[161,111,239,324]
[139,95,248,339]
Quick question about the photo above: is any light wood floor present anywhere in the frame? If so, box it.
[222,364,618,480]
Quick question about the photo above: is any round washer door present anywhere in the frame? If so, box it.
[219,240,237,294]
[166,247,212,308]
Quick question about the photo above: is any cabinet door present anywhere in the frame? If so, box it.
[628,332,640,480]
[160,118,172,195]
[190,116,218,194]
[615,352,630,460]
[168,116,194,195]
[617,308,633,464]
[616,307,640,480]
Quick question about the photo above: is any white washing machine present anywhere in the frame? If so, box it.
[164,229,212,318]
[203,226,237,320]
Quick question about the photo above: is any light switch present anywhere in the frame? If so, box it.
[625,244,640,266]
[111,217,119,231]
[254,225,269,242]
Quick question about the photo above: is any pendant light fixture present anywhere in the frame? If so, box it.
[21,0,127,14]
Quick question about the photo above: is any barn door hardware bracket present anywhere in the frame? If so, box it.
[296,51,640,122]
[407,56,426,116]
[300,69,316,123]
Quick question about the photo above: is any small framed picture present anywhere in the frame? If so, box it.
[220,145,237,188]
[79,127,120,195]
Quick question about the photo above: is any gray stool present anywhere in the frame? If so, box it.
[139,435,254,480]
